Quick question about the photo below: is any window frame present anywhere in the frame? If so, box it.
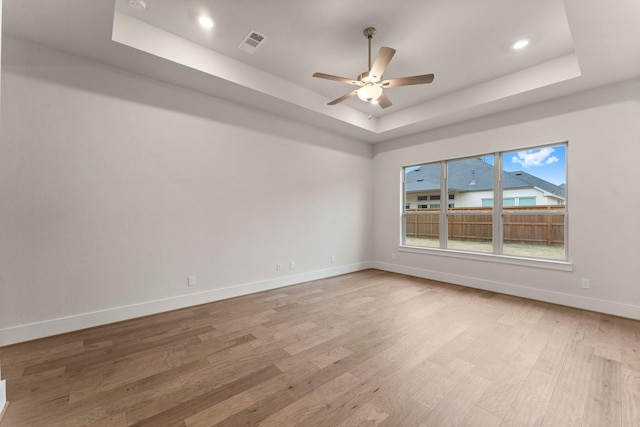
[401,143,570,268]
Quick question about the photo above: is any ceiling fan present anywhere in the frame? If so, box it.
[313,27,435,109]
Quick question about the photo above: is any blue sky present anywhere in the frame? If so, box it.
[406,144,567,186]
[502,145,566,186]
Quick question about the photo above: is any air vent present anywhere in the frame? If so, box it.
[128,0,146,11]
[238,30,267,54]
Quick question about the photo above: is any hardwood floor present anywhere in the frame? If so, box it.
[1,269,639,426]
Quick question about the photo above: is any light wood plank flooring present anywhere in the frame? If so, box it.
[1,269,639,426]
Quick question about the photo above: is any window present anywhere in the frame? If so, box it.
[403,144,567,261]
[482,197,536,207]
[519,197,536,206]
[417,195,428,201]
[404,162,442,248]
[446,156,495,253]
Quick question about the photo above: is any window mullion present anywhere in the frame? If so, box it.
[401,168,407,246]
[441,160,447,249]
[493,153,502,255]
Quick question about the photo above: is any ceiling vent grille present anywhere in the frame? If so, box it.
[238,30,267,54]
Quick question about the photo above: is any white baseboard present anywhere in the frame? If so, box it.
[0,262,372,346]
[373,261,640,320]
[4,260,636,347]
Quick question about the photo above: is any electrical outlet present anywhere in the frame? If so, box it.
[581,278,591,289]
[391,253,396,260]
[290,261,295,270]
[331,255,336,263]
[276,263,282,271]
[188,276,196,286]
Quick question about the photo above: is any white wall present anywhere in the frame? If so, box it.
[0,0,7,415]
[0,37,373,345]
[373,78,640,319]
[1,35,639,349]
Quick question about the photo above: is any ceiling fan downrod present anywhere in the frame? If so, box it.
[363,27,376,70]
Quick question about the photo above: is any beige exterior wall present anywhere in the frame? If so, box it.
[406,187,563,209]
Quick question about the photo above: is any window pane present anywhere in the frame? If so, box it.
[503,213,565,260]
[446,156,494,252]
[501,144,567,260]
[502,145,566,208]
[447,156,494,209]
[447,213,493,253]
[405,163,441,210]
[404,213,440,248]
[405,162,441,247]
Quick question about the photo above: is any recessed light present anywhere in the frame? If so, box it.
[198,15,215,29]
[512,38,530,50]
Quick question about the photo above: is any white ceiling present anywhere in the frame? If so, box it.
[3,0,640,143]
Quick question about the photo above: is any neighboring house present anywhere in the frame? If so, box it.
[405,158,566,209]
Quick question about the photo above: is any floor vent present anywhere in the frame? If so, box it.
[238,30,267,54]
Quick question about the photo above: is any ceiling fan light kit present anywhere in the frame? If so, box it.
[357,84,383,102]
[313,27,435,109]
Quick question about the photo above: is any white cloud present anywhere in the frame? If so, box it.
[512,147,558,168]
[545,156,559,165]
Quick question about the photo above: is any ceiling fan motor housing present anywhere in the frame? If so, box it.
[357,71,378,83]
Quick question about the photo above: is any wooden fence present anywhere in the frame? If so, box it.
[405,206,565,246]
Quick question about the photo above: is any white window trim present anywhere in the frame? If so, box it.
[398,244,573,271]
[401,143,568,265]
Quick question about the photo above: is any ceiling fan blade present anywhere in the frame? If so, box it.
[382,74,435,87]
[328,90,358,105]
[369,47,396,81]
[377,92,392,109]
[313,72,360,85]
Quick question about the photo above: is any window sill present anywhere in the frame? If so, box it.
[398,245,574,271]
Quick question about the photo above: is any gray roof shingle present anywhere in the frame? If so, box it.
[406,158,565,199]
